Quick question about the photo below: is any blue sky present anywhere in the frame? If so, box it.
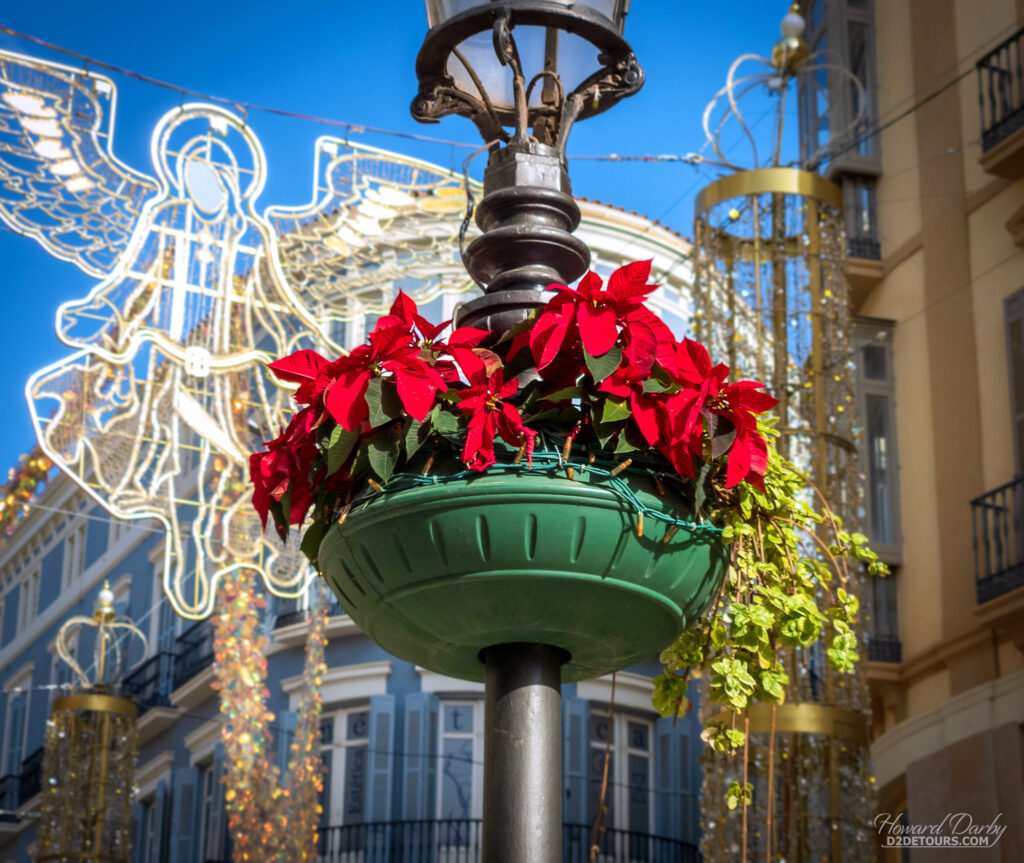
[0,1,792,471]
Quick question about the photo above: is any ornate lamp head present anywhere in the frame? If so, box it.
[412,0,641,152]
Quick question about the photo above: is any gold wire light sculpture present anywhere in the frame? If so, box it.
[32,585,147,863]
[693,6,874,862]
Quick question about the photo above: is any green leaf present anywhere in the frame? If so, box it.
[430,406,461,438]
[326,425,360,475]
[368,428,400,484]
[365,377,402,427]
[600,394,631,423]
[642,377,670,393]
[652,672,690,718]
[300,517,326,567]
[583,345,622,384]
[614,432,638,453]
[543,385,582,403]
[404,419,428,460]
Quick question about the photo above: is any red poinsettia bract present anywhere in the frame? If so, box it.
[456,369,536,472]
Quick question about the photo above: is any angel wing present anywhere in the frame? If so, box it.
[0,49,158,276]
[266,138,482,348]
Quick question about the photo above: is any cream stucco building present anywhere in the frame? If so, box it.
[801,0,1024,859]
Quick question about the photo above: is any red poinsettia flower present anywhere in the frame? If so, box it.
[711,380,779,489]
[456,369,536,471]
[249,405,322,535]
[270,317,446,432]
[528,261,675,374]
[389,291,495,383]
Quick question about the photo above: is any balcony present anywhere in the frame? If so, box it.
[17,747,42,806]
[172,619,216,691]
[274,601,345,630]
[867,634,902,663]
[977,25,1024,178]
[0,774,17,823]
[972,477,1024,603]
[315,820,700,862]
[847,237,881,261]
[122,651,175,717]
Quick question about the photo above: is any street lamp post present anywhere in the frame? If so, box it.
[411,4,644,860]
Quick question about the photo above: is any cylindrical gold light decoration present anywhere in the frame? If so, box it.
[693,7,875,861]
[34,693,138,863]
[694,161,874,863]
[31,584,145,863]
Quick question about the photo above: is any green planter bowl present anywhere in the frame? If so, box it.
[319,467,727,683]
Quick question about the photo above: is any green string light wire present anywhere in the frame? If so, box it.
[347,450,723,539]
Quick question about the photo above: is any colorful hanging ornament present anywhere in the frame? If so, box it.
[212,568,328,862]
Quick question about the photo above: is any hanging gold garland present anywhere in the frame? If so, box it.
[0,444,53,539]
[212,569,328,862]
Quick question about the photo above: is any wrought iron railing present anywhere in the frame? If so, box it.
[867,634,902,663]
[0,774,18,822]
[972,476,1024,603]
[17,747,42,806]
[173,618,217,689]
[314,820,700,862]
[274,601,345,630]
[123,651,176,715]
[977,26,1024,151]
[847,237,881,261]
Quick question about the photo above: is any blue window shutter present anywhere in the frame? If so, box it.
[169,766,199,863]
[367,694,396,822]
[5,693,26,775]
[680,714,700,845]
[205,744,227,861]
[655,716,681,842]
[562,694,589,826]
[277,710,298,778]
[152,780,170,863]
[39,545,63,613]
[402,691,438,819]
[131,802,145,863]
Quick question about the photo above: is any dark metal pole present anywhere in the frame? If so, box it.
[482,642,568,863]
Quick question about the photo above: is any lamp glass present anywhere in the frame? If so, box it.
[446,26,600,111]
[426,0,624,29]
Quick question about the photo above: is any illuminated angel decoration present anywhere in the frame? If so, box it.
[2,48,483,619]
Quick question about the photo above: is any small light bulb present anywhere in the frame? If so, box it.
[780,9,805,38]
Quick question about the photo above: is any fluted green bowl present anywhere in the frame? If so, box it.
[319,470,726,682]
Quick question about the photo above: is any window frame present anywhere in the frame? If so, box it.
[322,704,371,827]
[17,566,40,633]
[587,709,656,838]
[435,699,485,822]
[853,318,903,564]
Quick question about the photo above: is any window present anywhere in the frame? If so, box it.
[139,798,158,862]
[797,0,880,171]
[865,566,902,661]
[437,701,484,821]
[3,691,28,776]
[109,515,132,548]
[63,523,87,587]
[1004,287,1024,473]
[322,707,370,826]
[18,569,40,632]
[197,765,216,860]
[588,712,655,838]
[854,320,901,562]
[843,175,880,260]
